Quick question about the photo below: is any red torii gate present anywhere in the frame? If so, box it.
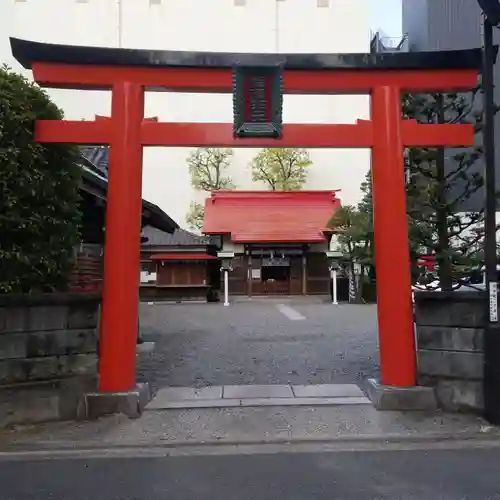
[10,38,481,398]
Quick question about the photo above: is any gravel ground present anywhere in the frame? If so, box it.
[137,300,379,391]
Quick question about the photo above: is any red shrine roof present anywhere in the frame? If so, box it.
[203,190,340,243]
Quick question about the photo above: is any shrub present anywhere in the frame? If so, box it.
[0,65,82,293]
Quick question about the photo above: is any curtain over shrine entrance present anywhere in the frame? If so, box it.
[10,37,482,396]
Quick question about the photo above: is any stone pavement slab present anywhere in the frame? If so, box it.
[148,387,223,410]
[153,399,243,409]
[237,397,370,407]
[223,385,294,399]
[150,397,370,410]
[292,384,365,398]
[145,384,371,409]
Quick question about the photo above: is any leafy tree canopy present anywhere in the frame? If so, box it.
[187,148,234,191]
[329,205,372,268]
[185,202,205,232]
[250,148,312,191]
[0,65,82,293]
[329,87,496,290]
[403,88,494,288]
[185,148,235,231]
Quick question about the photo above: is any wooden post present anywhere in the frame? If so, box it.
[247,252,253,297]
[301,253,307,295]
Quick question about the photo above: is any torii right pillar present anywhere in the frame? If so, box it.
[367,85,442,410]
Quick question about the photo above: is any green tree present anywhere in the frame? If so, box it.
[356,170,374,263]
[329,205,372,300]
[250,148,312,190]
[185,202,205,232]
[185,148,235,231]
[403,88,491,289]
[187,148,234,191]
[0,65,82,293]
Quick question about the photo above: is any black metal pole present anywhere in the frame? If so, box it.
[482,14,500,425]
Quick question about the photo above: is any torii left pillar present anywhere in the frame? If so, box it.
[99,82,145,393]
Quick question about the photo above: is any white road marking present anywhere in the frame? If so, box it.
[276,304,306,321]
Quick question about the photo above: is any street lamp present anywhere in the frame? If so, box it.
[477,0,500,424]
[326,251,342,305]
[218,251,234,307]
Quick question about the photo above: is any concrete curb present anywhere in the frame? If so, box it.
[2,430,500,455]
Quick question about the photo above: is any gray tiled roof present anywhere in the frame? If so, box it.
[141,225,209,247]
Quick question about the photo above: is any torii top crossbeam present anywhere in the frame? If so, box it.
[10,38,482,149]
[11,36,481,92]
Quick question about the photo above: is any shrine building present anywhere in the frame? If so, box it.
[203,190,340,297]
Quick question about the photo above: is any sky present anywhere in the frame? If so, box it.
[371,0,403,37]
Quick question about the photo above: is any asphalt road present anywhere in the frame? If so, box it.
[2,447,500,499]
[138,301,379,390]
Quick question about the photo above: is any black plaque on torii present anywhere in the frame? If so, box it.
[232,66,283,138]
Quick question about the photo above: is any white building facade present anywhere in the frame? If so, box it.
[2,0,371,227]
[401,0,500,213]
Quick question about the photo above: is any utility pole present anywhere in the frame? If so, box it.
[481,13,500,425]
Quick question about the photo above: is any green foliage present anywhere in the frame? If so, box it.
[330,171,374,265]
[329,205,372,267]
[333,88,495,291]
[185,202,205,231]
[250,148,311,190]
[186,148,235,231]
[187,148,234,191]
[186,148,234,231]
[403,88,494,287]
[329,203,372,301]
[0,65,82,293]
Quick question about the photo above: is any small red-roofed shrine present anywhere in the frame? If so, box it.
[203,190,340,296]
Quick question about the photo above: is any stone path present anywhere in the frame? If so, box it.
[147,383,370,409]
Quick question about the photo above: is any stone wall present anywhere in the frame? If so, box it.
[0,293,100,425]
[414,291,485,413]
